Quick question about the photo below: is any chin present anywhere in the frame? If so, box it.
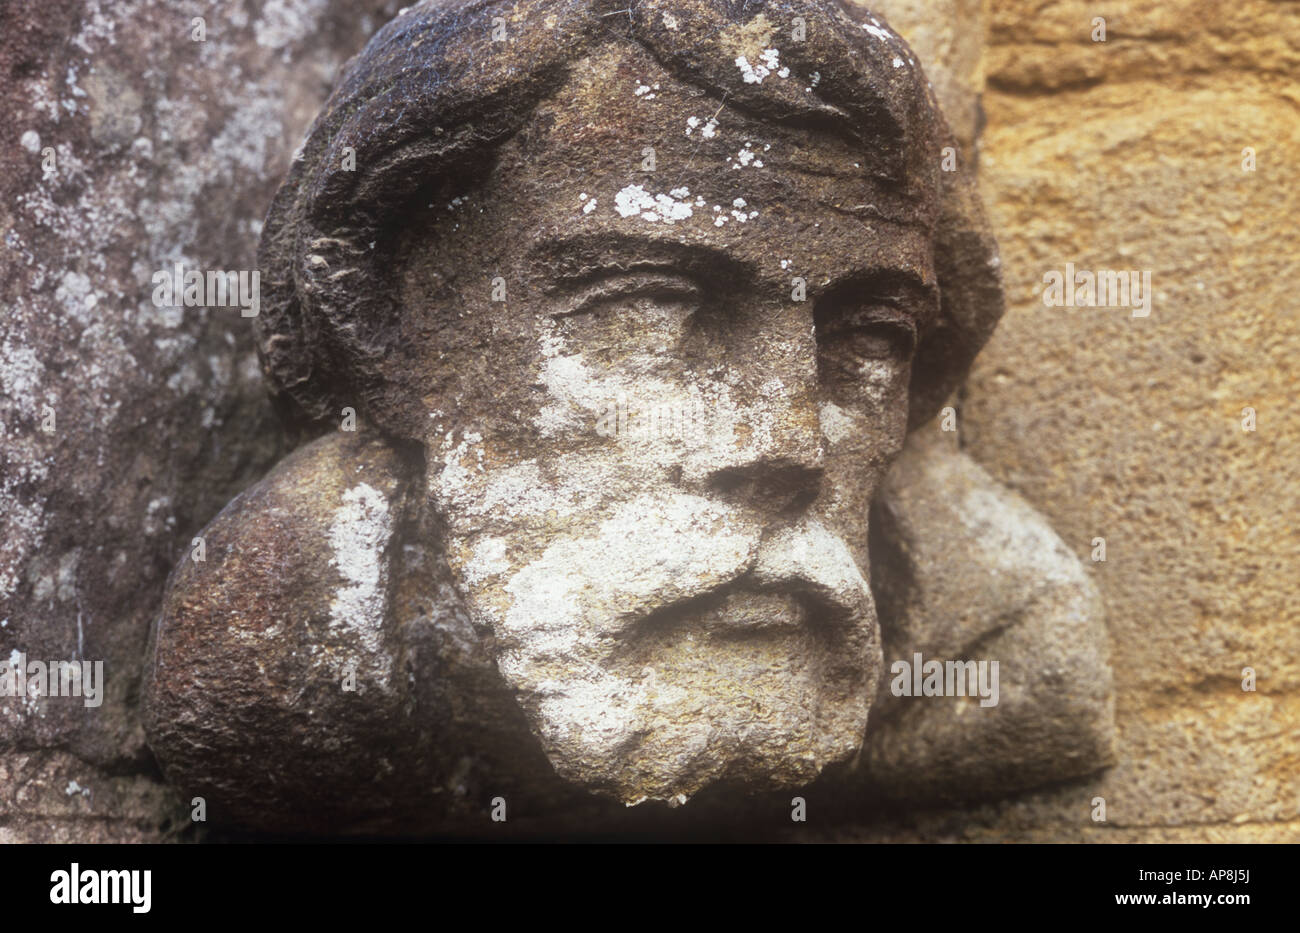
[549,708,871,807]
[514,619,878,806]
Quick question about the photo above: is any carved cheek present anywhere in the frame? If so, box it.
[815,359,912,543]
[819,359,912,455]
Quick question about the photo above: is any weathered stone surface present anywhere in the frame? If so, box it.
[0,750,183,844]
[0,0,406,842]
[143,433,420,830]
[863,0,986,154]
[862,427,1114,802]
[142,428,1117,835]
[11,0,1277,844]
[984,0,1300,95]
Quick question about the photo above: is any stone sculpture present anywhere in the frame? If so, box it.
[143,0,1114,834]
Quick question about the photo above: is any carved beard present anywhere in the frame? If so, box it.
[428,459,881,805]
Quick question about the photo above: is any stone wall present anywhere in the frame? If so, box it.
[0,0,405,843]
[863,0,1299,841]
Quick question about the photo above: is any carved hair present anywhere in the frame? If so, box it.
[258,0,1003,431]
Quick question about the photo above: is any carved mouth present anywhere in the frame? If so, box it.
[614,577,859,645]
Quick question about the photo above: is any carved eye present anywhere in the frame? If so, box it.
[550,271,703,356]
[815,306,917,385]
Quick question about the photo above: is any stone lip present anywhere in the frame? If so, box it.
[619,576,862,639]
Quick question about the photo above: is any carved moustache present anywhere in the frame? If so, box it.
[493,501,873,655]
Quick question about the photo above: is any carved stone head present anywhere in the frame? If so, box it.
[146,0,1012,827]
[258,0,999,804]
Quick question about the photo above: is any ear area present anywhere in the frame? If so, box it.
[256,160,327,429]
[907,155,1005,431]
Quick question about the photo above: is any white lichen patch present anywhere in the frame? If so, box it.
[464,535,510,586]
[752,515,872,606]
[735,48,785,85]
[729,142,764,170]
[819,401,857,446]
[0,339,48,402]
[857,357,901,392]
[534,324,603,437]
[467,482,876,803]
[713,196,760,225]
[497,489,759,704]
[0,498,46,602]
[429,428,487,507]
[255,0,330,51]
[613,184,694,224]
[326,483,392,655]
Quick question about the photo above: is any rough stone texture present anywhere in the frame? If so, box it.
[143,433,421,831]
[862,426,1114,803]
[865,0,985,155]
[141,427,1113,835]
[139,0,1116,835]
[134,0,1107,831]
[0,0,406,842]
[857,0,1299,842]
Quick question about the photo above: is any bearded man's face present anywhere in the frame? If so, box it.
[386,41,938,804]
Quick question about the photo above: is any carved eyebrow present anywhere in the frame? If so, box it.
[529,236,939,326]
[530,235,754,292]
[551,269,704,319]
[820,268,940,319]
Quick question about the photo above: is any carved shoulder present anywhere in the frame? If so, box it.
[863,430,1116,802]
[142,431,419,830]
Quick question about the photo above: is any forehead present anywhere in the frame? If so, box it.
[478,41,937,291]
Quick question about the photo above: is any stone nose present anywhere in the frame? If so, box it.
[705,456,824,515]
[679,304,825,513]
[683,385,826,514]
